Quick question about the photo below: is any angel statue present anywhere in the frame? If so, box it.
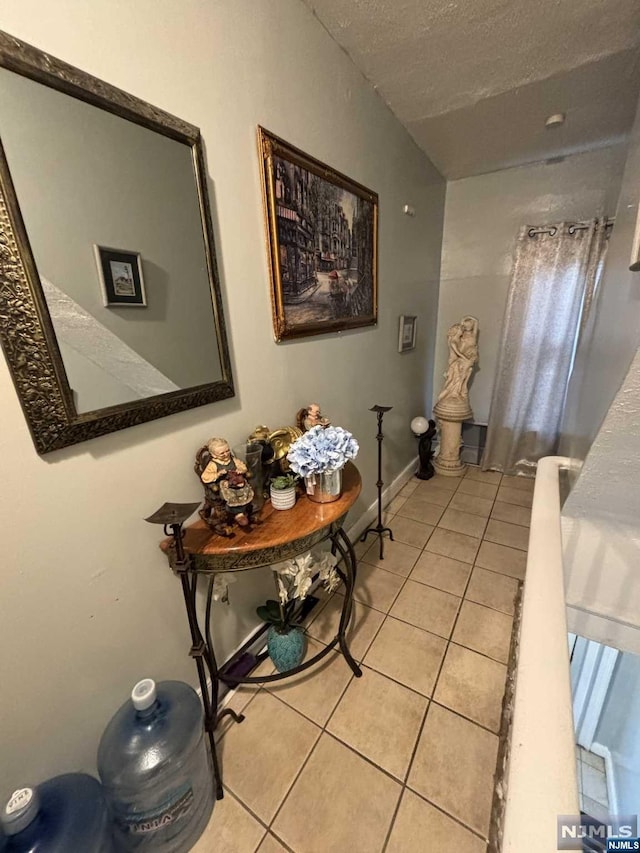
[435,316,479,406]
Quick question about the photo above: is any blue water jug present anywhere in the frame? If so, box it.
[0,773,114,852]
[98,678,214,852]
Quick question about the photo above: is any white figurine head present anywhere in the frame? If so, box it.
[207,438,231,463]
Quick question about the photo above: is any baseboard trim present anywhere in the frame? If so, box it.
[590,741,619,814]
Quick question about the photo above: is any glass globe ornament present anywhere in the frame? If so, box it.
[410,416,429,436]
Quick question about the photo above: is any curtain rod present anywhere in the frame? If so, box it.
[527,218,615,239]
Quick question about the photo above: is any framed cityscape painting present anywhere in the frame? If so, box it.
[258,127,378,342]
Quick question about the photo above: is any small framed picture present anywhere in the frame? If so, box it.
[94,245,147,307]
[398,315,417,352]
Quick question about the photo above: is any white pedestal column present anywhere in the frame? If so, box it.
[433,400,472,478]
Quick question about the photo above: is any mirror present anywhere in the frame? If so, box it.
[0,31,234,453]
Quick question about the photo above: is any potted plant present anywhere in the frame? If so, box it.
[269,473,297,510]
[257,550,340,672]
[257,598,306,673]
[287,425,359,503]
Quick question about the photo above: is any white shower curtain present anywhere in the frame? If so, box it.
[483,220,608,475]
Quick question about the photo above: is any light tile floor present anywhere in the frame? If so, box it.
[192,466,533,853]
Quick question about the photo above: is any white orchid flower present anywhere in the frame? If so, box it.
[324,568,340,592]
[294,574,313,600]
[277,576,289,605]
[211,572,236,602]
[294,552,314,573]
[273,558,297,577]
[271,548,342,603]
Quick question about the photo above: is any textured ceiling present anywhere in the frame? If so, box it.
[303,0,640,177]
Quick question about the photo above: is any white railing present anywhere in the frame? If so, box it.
[502,456,579,852]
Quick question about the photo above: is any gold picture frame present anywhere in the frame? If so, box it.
[258,127,378,342]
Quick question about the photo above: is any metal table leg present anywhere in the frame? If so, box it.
[331,528,362,678]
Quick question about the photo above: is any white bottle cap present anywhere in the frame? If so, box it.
[2,787,39,835]
[131,678,157,711]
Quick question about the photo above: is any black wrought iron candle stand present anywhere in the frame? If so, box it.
[360,404,394,559]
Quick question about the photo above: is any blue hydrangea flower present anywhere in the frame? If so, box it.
[287,426,359,477]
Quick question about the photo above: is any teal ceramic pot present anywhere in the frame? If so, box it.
[267,626,306,673]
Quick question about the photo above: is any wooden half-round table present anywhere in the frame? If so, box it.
[158,462,362,800]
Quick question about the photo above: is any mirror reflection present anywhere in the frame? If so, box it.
[0,68,223,414]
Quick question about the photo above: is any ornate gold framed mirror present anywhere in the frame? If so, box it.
[0,30,234,454]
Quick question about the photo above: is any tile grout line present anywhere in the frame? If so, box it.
[321,727,409,787]
[259,824,298,853]
[380,787,408,852]
[447,627,512,666]
[427,697,506,739]
[222,786,270,834]
[210,785,295,853]
[403,783,491,843]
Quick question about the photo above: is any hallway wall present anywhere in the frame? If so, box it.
[561,93,640,654]
[436,146,626,423]
[561,93,640,474]
[594,652,640,815]
[0,0,445,795]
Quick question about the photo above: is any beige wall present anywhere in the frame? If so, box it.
[436,146,626,423]
[0,0,444,794]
